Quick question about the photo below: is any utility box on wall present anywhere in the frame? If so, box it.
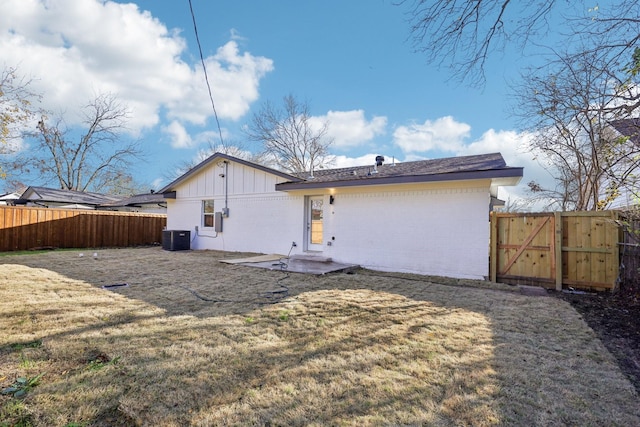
[162,230,191,251]
[214,212,223,232]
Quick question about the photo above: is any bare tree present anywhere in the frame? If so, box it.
[204,140,270,167]
[515,49,640,211]
[399,0,640,85]
[244,94,334,174]
[0,67,39,178]
[91,170,150,196]
[164,140,269,184]
[11,93,143,192]
[399,0,640,210]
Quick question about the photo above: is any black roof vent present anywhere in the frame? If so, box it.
[375,155,384,166]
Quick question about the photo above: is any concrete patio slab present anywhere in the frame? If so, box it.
[242,257,360,275]
[219,254,284,264]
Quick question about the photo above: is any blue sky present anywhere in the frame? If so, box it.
[1,0,554,203]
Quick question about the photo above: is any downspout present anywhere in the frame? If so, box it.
[223,160,229,216]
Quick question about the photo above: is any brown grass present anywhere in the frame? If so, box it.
[1,247,638,426]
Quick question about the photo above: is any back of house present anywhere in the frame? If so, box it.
[160,152,523,279]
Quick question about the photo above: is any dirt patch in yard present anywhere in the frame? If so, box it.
[1,247,639,426]
[559,287,640,394]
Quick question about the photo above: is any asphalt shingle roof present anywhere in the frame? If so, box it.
[17,187,166,209]
[160,152,523,195]
[293,153,508,182]
[276,152,523,190]
[100,192,166,207]
[22,186,120,205]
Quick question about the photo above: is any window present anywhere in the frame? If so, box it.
[203,200,215,228]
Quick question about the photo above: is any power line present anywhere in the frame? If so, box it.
[187,0,225,148]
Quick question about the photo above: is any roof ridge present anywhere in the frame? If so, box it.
[295,152,506,177]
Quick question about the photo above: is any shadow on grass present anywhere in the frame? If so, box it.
[1,248,638,426]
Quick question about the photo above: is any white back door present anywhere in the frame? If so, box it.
[307,196,324,251]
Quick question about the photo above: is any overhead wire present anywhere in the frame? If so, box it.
[185,1,292,305]
[187,0,225,148]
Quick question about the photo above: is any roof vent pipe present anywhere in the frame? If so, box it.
[375,155,385,167]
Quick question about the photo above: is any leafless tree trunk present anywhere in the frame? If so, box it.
[244,94,334,174]
[515,49,640,210]
[12,93,143,193]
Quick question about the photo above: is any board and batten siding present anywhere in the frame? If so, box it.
[165,159,303,255]
[177,159,284,198]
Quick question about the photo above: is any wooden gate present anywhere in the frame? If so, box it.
[490,211,620,291]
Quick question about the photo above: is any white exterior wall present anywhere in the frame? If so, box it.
[167,159,493,279]
[166,160,303,255]
[317,181,491,279]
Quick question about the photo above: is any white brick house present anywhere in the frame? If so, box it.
[160,152,522,279]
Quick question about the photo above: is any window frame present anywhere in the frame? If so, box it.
[202,200,215,228]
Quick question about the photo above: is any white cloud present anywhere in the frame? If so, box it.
[229,28,247,42]
[310,110,387,148]
[464,129,552,187]
[151,177,165,191]
[167,41,274,124]
[459,128,556,208]
[162,122,231,150]
[0,0,273,132]
[329,153,390,169]
[162,121,193,149]
[333,122,556,211]
[393,116,470,153]
[193,130,225,147]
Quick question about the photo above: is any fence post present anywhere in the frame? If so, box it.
[490,211,497,282]
[555,211,563,291]
[612,210,621,293]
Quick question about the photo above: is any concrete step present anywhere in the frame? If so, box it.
[290,254,333,263]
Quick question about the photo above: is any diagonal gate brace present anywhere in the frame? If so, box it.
[500,216,550,276]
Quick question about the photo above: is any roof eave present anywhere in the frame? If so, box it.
[159,152,303,194]
[275,168,524,191]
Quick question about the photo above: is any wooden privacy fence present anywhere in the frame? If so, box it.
[618,212,640,287]
[490,211,620,291]
[0,206,167,252]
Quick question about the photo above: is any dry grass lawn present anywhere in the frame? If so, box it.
[1,247,638,426]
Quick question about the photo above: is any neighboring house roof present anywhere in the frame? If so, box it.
[607,118,640,209]
[159,152,303,193]
[610,118,640,144]
[100,192,166,208]
[0,192,21,200]
[490,196,506,209]
[56,203,96,210]
[0,192,21,206]
[19,186,121,207]
[276,153,523,191]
